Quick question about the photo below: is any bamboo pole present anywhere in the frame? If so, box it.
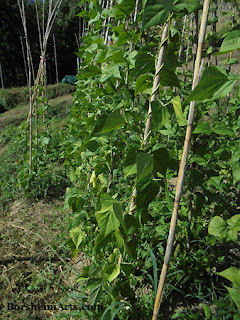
[118,22,170,266]
[151,1,210,319]
[18,0,63,174]
[129,21,169,217]
[53,33,59,83]
[17,0,34,174]
[0,60,4,90]
[143,22,169,146]
[20,36,29,86]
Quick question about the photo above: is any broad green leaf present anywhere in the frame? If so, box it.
[96,210,120,237]
[172,96,187,126]
[202,304,212,319]
[135,74,153,95]
[93,114,108,134]
[70,227,84,249]
[219,29,240,54]
[160,69,180,87]
[227,214,240,231]
[98,194,118,213]
[100,110,125,134]
[173,0,202,14]
[234,314,240,320]
[151,101,171,130]
[127,50,138,68]
[149,248,158,296]
[113,24,125,34]
[184,66,229,105]
[101,62,121,82]
[83,139,101,152]
[115,230,125,253]
[115,0,135,19]
[225,286,240,309]
[103,264,120,282]
[228,58,238,65]
[65,187,82,210]
[124,214,140,235]
[208,216,228,238]
[153,147,169,175]
[193,122,212,135]
[94,233,113,251]
[136,177,160,208]
[78,65,101,80]
[87,278,103,305]
[160,127,176,135]
[226,215,240,243]
[213,124,234,136]
[135,46,155,77]
[117,32,130,46]
[121,263,132,276]
[41,137,50,145]
[218,267,240,288]
[124,163,137,178]
[142,0,174,29]
[231,151,240,183]
[112,50,125,64]
[207,176,223,192]
[226,228,239,243]
[211,80,237,100]
[113,203,126,232]
[136,152,154,182]
[164,45,181,70]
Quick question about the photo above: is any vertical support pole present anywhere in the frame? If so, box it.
[20,36,29,86]
[53,33,59,83]
[0,60,4,90]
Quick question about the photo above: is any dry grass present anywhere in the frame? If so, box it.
[0,200,89,320]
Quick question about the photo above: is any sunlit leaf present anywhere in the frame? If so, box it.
[135,74,153,95]
[103,264,120,282]
[184,66,229,104]
[172,96,187,126]
[225,286,240,309]
[100,110,125,133]
[142,0,174,29]
[219,28,240,54]
[70,227,84,249]
[208,216,228,238]
[136,152,154,182]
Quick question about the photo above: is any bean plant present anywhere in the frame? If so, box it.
[62,0,240,319]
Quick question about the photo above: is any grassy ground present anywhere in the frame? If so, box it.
[0,95,74,130]
[0,94,90,319]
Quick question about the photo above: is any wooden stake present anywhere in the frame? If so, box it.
[152,1,210,319]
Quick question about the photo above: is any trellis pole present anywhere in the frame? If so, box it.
[18,0,63,174]
[0,60,4,90]
[53,33,59,83]
[20,36,29,86]
[151,1,211,319]
[118,21,170,266]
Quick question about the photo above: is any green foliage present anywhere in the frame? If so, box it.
[51,1,240,319]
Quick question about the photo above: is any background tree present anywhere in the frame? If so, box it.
[0,0,81,88]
